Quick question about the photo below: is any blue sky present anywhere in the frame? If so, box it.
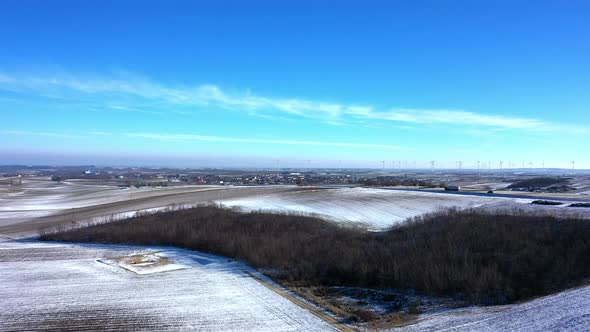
[1,0,589,168]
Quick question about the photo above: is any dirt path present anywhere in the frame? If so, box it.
[244,271,358,332]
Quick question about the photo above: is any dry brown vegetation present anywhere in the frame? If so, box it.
[41,205,590,305]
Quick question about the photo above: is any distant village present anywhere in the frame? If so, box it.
[2,165,587,193]
[0,165,447,188]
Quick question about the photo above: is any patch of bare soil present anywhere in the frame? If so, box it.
[116,253,171,267]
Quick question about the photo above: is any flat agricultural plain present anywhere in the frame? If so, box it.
[2,177,590,331]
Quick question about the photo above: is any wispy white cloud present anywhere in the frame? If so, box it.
[105,104,165,115]
[0,130,82,139]
[375,109,546,129]
[0,71,585,133]
[1,129,400,150]
[127,133,400,150]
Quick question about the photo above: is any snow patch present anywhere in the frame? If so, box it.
[219,188,508,230]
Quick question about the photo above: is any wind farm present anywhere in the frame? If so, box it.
[2,0,590,331]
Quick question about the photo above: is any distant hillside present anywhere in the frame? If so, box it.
[507,177,570,190]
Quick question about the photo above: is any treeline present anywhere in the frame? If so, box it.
[41,206,590,304]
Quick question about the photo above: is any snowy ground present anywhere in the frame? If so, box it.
[4,179,588,234]
[0,179,301,237]
[9,234,581,332]
[0,237,336,331]
[3,179,590,331]
[395,285,590,332]
[219,187,520,230]
[219,187,590,230]
[0,178,224,216]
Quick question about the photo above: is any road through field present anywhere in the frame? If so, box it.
[244,271,356,332]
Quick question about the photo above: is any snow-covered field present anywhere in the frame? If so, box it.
[0,179,219,215]
[0,237,336,331]
[3,179,590,331]
[219,187,515,230]
[0,179,300,237]
[4,238,589,332]
[396,285,590,332]
[4,179,588,235]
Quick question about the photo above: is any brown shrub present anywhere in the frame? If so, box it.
[41,206,590,304]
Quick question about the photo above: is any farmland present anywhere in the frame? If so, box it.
[0,177,299,237]
[3,0,590,330]
[395,285,590,331]
[0,238,335,331]
[2,173,590,331]
[219,187,511,229]
[6,177,590,234]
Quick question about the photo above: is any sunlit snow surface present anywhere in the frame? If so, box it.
[3,181,590,330]
[0,238,335,331]
[3,238,590,331]
[395,286,590,332]
[219,188,513,230]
